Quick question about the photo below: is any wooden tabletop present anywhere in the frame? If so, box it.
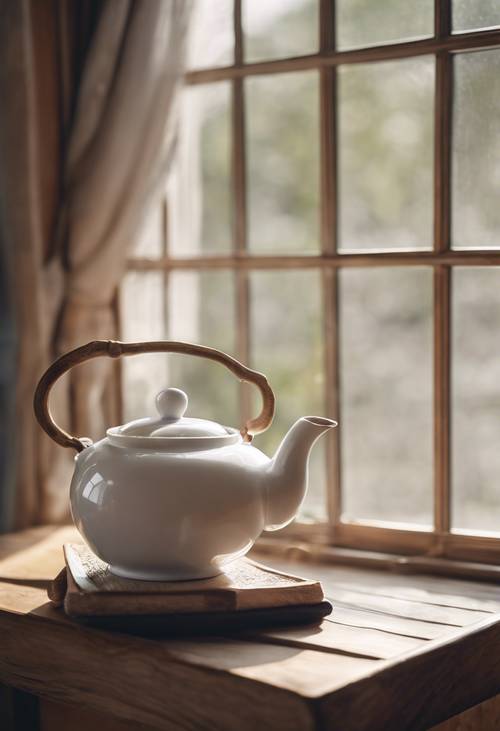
[0,526,499,731]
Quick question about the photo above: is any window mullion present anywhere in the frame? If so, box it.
[433,0,452,547]
[320,0,341,530]
[233,0,251,423]
[434,267,451,541]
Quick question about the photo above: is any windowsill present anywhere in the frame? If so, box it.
[254,535,500,583]
[261,520,500,579]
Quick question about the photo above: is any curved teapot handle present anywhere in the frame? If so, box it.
[34,340,275,453]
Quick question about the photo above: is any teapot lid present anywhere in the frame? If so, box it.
[107,388,240,450]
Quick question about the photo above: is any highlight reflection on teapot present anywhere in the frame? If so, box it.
[34,341,337,581]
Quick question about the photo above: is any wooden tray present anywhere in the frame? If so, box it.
[48,544,332,635]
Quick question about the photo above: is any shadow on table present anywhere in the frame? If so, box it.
[0,576,50,589]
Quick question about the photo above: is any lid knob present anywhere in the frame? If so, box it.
[156,388,188,421]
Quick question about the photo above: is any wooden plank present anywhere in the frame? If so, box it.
[162,638,377,697]
[328,574,500,613]
[326,605,455,641]
[309,566,500,612]
[248,620,426,660]
[326,588,487,626]
[255,558,494,624]
[327,571,500,612]
[256,556,500,612]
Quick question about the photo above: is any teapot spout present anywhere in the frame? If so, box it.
[264,416,337,530]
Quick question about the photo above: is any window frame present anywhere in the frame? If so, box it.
[126,0,500,566]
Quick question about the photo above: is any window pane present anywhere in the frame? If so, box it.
[187,0,233,70]
[338,58,434,251]
[452,50,500,249]
[340,268,433,525]
[452,268,500,533]
[131,202,163,259]
[453,0,500,32]
[243,0,318,63]
[121,272,165,422]
[246,72,319,254]
[169,83,232,256]
[250,270,326,521]
[167,271,238,426]
[337,0,433,50]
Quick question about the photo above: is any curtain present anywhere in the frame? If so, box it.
[0,0,191,529]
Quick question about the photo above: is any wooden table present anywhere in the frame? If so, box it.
[1,526,499,731]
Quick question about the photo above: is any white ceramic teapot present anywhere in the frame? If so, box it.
[34,340,336,581]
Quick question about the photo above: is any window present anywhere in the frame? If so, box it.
[123,1,500,564]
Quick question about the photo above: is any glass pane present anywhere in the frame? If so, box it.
[337,0,433,50]
[167,270,238,426]
[338,57,434,251]
[340,268,433,525]
[131,202,163,259]
[453,0,500,32]
[243,0,318,63]
[452,268,500,533]
[452,50,500,249]
[246,72,319,254]
[187,0,233,70]
[169,83,232,256]
[250,270,326,521]
[121,272,165,422]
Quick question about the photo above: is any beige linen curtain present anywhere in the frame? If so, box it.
[0,0,191,529]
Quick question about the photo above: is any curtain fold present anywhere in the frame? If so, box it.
[0,0,51,527]
[0,0,191,528]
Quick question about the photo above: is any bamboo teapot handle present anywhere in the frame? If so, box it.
[33,340,275,452]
